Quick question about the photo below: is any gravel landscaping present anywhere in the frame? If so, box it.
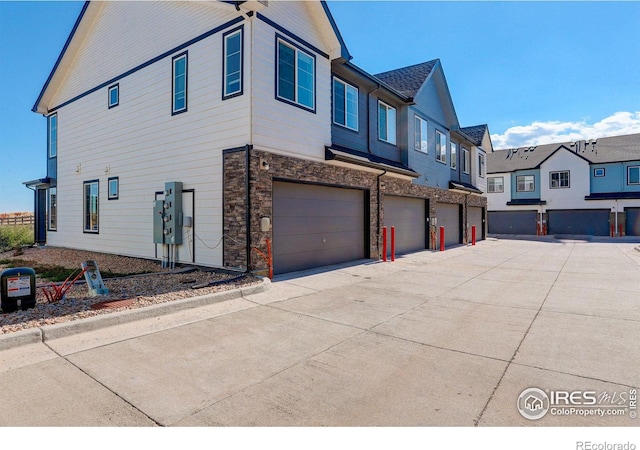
[0,246,260,335]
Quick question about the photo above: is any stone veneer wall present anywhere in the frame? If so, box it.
[223,147,487,272]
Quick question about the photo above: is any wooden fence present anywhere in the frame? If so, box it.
[0,215,35,226]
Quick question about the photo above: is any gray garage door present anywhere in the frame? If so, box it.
[547,209,610,236]
[488,210,537,235]
[468,206,485,241]
[273,182,366,274]
[384,195,426,255]
[626,208,640,236]
[437,202,461,248]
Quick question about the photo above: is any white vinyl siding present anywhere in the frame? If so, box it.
[414,116,427,153]
[436,130,446,164]
[223,27,243,99]
[333,77,358,131]
[172,52,188,114]
[378,101,396,144]
[276,37,315,111]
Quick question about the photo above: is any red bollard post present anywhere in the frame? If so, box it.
[619,224,624,237]
[440,226,445,252]
[472,225,476,246]
[610,223,615,237]
[391,226,396,261]
[382,226,387,262]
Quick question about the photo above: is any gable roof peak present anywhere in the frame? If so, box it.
[373,59,440,97]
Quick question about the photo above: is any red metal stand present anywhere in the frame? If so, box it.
[440,226,445,252]
[472,225,476,246]
[382,227,387,262]
[391,226,395,261]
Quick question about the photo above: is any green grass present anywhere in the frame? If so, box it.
[0,225,34,252]
[0,259,146,283]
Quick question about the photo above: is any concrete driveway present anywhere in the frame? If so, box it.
[1,237,639,427]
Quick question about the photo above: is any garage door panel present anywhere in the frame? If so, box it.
[548,209,609,236]
[437,202,460,247]
[468,207,484,241]
[385,196,426,254]
[273,182,365,274]
[488,210,537,235]
[626,208,640,236]
[275,216,363,236]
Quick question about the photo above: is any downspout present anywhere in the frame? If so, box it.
[377,168,387,257]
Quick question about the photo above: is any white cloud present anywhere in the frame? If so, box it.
[491,111,640,149]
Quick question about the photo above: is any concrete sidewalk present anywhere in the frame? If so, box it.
[1,238,639,426]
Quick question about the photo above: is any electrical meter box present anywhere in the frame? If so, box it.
[153,181,183,245]
[1,267,36,313]
[81,260,109,296]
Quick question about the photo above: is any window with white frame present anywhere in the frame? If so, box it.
[594,168,605,177]
[463,147,470,174]
[435,130,447,163]
[628,166,640,185]
[108,177,119,200]
[84,180,99,233]
[450,141,457,170]
[550,170,570,188]
[48,187,57,230]
[172,53,188,114]
[276,37,315,110]
[378,101,396,144]
[48,114,57,158]
[108,84,119,108]
[516,175,535,192]
[479,153,486,178]
[487,177,504,193]
[414,116,428,153]
[333,77,358,130]
[223,27,243,99]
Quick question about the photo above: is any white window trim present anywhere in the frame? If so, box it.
[332,77,358,131]
[172,53,188,115]
[83,180,99,233]
[594,168,605,177]
[487,176,504,193]
[516,175,535,192]
[549,170,570,189]
[108,84,119,109]
[462,148,470,174]
[378,101,396,145]
[435,130,447,164]
[450,141,457,170]
[414,116,428,153]
[108,177,119,200]
[48,114,57,158]
[479,153,486,178]
[223,27,243,99]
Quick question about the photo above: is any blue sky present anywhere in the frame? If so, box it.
[1,1,640,214]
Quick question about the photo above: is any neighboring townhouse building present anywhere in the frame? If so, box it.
[25,0,489,276]
[486,133,640,236]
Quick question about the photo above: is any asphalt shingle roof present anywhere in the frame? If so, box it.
[374,60,438,98]
[488,133,640,173]
[459,125,488,146]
